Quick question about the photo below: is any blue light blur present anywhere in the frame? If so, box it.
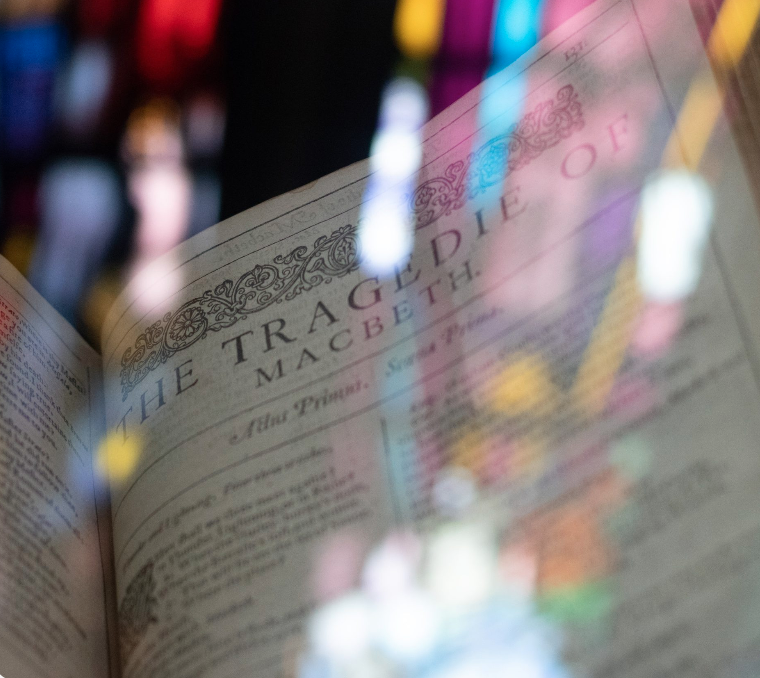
[491,0,545,68]
[0,21,63,157]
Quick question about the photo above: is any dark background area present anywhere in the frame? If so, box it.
[0,0,591,347]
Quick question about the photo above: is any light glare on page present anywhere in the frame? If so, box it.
[432,466,477,516]
[362,535,419,598]
[360,77,427,276]
[359,201,413,276]
[128,253,183,317]
[375,591,438,660]
[637,170,713,302]
[370,130,422,179]
[309,593,373,661]
[96,430,141,484]
[426,523,496,607]
[377,77,428,131]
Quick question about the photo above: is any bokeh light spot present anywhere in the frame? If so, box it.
[96,430,141,484]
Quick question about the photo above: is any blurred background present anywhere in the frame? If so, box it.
[0,0,595,347]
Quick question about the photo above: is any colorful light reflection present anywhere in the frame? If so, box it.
[359,78,428,277]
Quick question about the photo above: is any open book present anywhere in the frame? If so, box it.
[5,0,760,676]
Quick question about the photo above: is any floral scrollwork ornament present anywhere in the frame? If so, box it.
[410,84,585,229]
[120,224,360,400]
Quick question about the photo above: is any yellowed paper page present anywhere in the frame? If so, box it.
[0,257,111,678]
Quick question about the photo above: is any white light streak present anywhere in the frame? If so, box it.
[426,523,497,607]
[310,593,373,662]
[375,592,439,660]
[360,77,428,277]
[637,171,713,302]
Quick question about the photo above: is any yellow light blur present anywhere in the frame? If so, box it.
[123,98,183,163]
[662,72,723,170]
[577,0,740,419]
[81,273,122,348]
[572,258,642,417]
[1,232,36,276]
[394,0,446,59]
[0,0,65,20]
[490,353,557,417]
[708,0,760,66]
[450,428,485,475]
[573,0,749,417]
[96,430,142,484]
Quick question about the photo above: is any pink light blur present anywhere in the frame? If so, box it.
[311,531,368,603]
[541,0,596,34]
[135,0,223,86]
[631,301,684,357]
[129,165,190,257]
[428,0,496,116]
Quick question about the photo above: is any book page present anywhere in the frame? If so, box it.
[101,0,760,675]
[0,257,112,678]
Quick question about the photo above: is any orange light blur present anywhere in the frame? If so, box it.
[394,0,446,59]
[708,0,760,66]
